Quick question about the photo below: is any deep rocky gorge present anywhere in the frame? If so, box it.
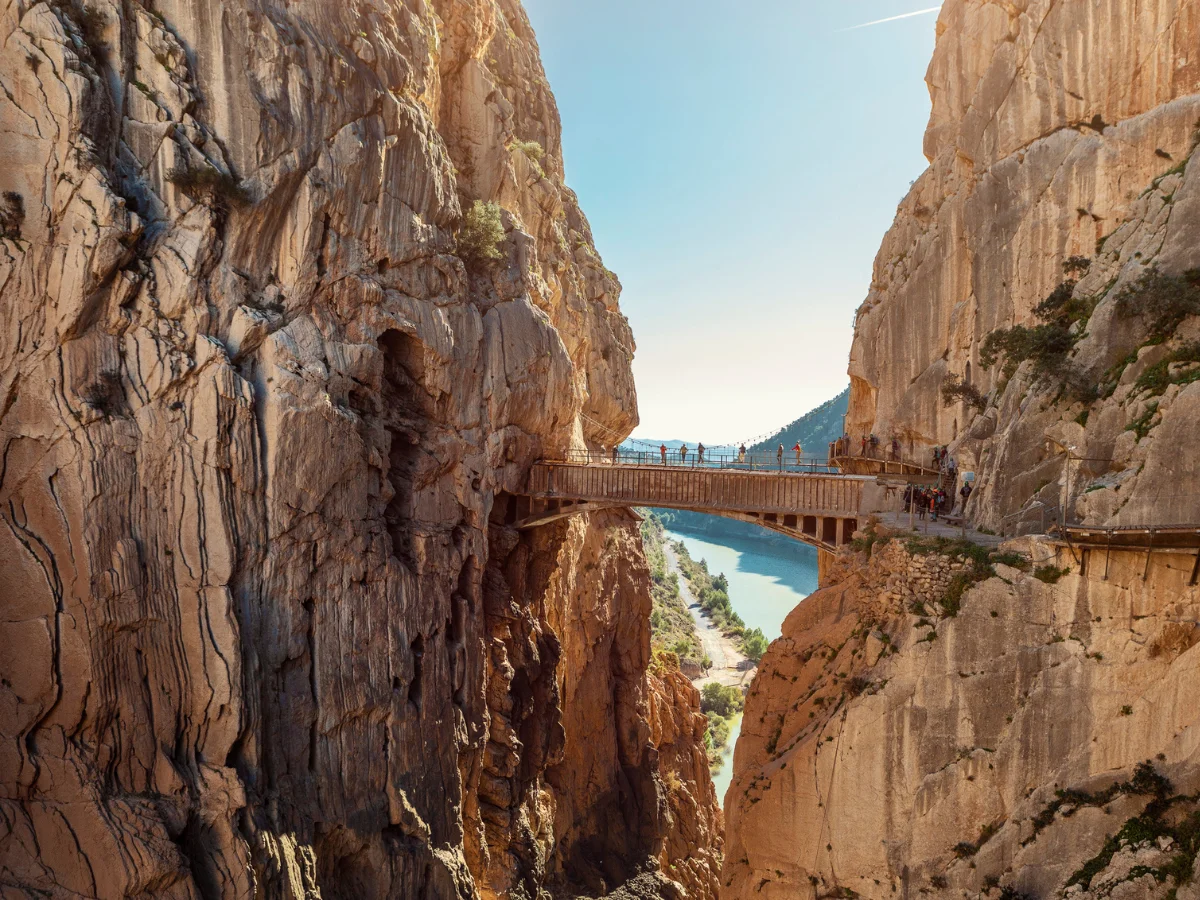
[6,0,1200,898]
[0,1,720,896]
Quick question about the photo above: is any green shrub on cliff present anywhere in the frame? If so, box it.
[1114,266,1200,342]
[979,278,1100,398]
[941,374,988,412]
[456,200,505,269]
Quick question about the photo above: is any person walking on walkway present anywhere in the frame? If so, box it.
[680,443,689,464]
[917,488,928,520]
[697,442,705,465]
[891,437,900,461]
[738,444,746,464]
[930,490,939,522]
[793,441,803,466]
[598,444,606,464]
[777,443,784,471]
[612,445,619,465]
[959,480,973,513]
[660,443,667,465]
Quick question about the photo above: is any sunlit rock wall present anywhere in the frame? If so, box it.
[0,0,718,896]
[847,0,1200,530]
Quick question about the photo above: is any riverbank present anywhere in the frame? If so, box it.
[665,526,820,803]
[664,543,754,688]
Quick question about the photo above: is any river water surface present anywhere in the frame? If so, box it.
[663,525,819,805]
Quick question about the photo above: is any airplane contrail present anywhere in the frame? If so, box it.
[840,5,942,31]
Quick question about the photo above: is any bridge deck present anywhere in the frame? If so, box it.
[528,462,865,517]
[522,461,871,551]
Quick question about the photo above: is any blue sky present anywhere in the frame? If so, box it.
[522,0,940,444]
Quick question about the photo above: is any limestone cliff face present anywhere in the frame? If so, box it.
[723,535,1200,900]
[847,0,1200,528]
[0,1,717,897]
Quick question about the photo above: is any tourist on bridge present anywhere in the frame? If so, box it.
[612,445,619,465]
[869,433,879,457]
[660,443,667,464]
[932,445,941,468]
[777,443,784,470]
[891,437,901,461]
[738,444,746,464]
[793,441,803,466]
[697,442,705,464]
[598,444,606,464]
[680,443,689,464]
[861,435,868,456]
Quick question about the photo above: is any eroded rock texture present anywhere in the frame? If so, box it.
[0,0,718,896]
[723,535,1200,900]
[846,0,1200,528]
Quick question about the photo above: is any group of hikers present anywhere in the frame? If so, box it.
[636,440,805,468]
[904,475,973,521]
[832,433,902,462]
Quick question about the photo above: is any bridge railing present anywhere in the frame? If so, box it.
[549,447,841,474]
[827,442,945,476]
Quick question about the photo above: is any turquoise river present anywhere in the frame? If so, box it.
[663,523,819,806]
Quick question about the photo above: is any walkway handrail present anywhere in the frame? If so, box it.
[547,447,842,474]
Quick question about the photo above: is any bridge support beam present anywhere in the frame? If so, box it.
[818,548,838,587]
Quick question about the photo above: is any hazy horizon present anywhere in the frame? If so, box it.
[523,0,940,444]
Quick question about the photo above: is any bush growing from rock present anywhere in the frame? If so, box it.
[941,374,987,412]
[457,199,505,269]
[1114,266,1200,342]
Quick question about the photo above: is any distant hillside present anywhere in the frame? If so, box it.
[750,386,849,456]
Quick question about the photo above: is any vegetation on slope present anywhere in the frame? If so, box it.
[642,512,754,771]
[979,260,1101,401]
[751,386,849,455]
[672,541,769,663]
[640,513,706,669]
[700,682,744,771]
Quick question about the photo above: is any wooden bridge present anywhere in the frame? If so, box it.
[514,458,870,552]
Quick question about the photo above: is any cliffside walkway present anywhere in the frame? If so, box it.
[515,450,872,552]
[826,452,941,485]
[1050,523,1200,583]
